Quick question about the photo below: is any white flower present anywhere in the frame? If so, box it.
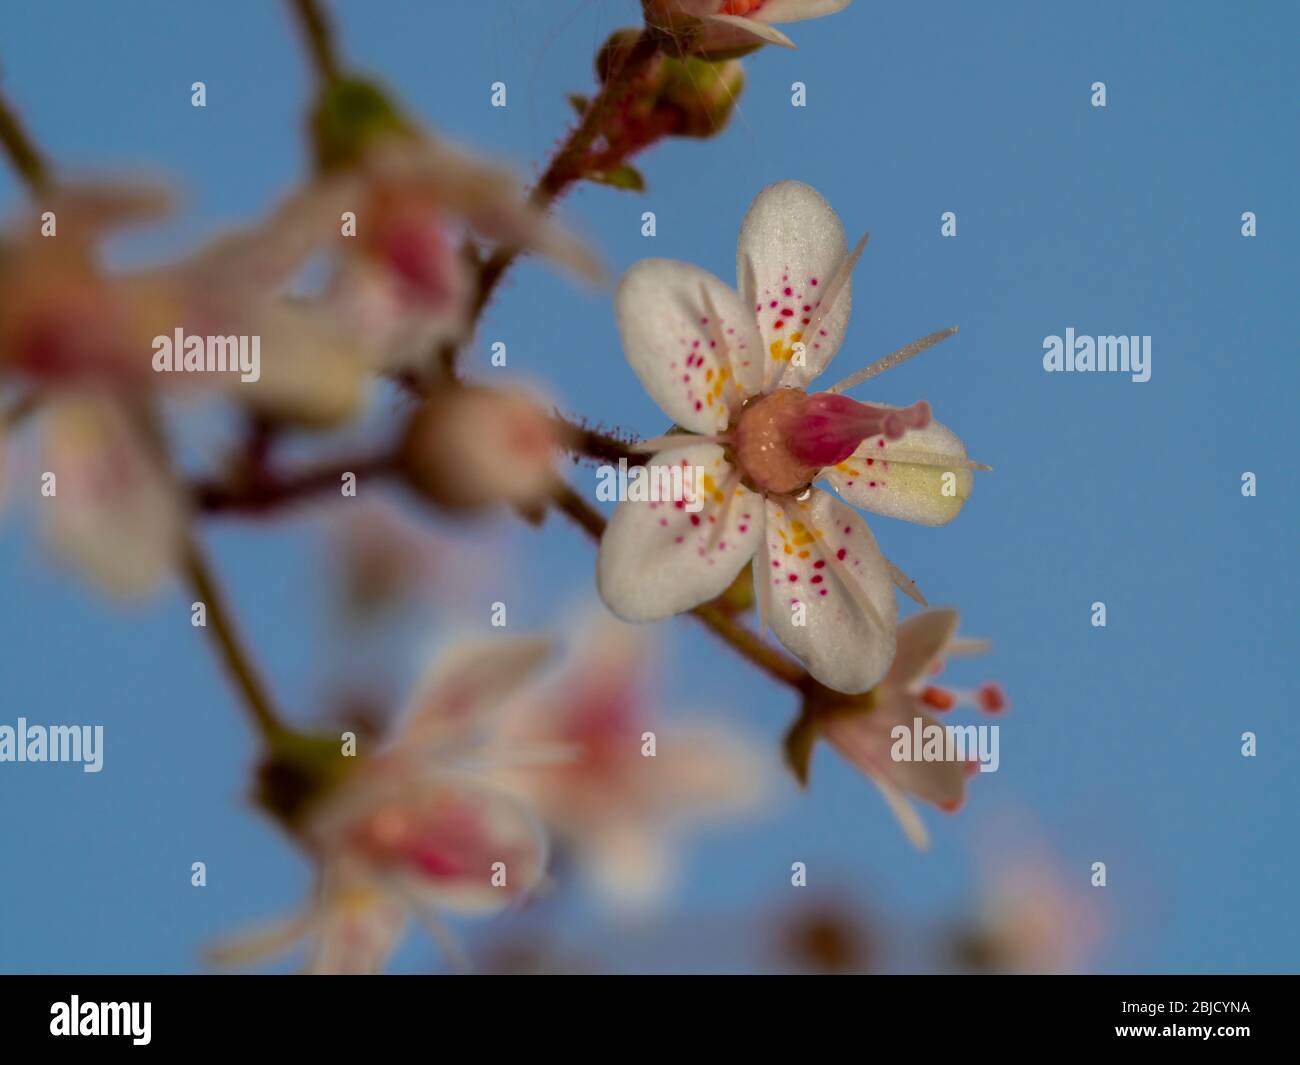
[300,136,603,369]
[0,181,373,595]
[598,181,982,693]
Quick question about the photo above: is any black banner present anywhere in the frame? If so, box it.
[0,975,1289,1052]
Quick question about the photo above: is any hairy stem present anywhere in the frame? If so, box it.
[551,415,647,466]
[472,27,662,320]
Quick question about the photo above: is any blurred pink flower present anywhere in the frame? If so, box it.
[958,854,1101,974]
[0,182,371,594]
[494,614,766,910]
[309,137,603,369]
[214,636,556,973]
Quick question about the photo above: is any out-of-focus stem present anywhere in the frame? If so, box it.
[0,84,50,190]
[286,0,342,83]
[181,532,290,743]
[0,68,296,749]
[2,390,41,429]
[195,447,397,516]
[549,482,811,691]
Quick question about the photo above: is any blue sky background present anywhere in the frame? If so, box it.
[0,0,1296,973]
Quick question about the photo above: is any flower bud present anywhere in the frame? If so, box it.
[658,55,745,138]
[311,76,415,173]
[400,386,560,513]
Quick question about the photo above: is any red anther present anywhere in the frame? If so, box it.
[977,682,1007,714]
[920,686,956,711]
[938,796,964,813]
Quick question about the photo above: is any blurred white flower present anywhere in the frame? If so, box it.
[493,614,766,912]
[213,636,557,974]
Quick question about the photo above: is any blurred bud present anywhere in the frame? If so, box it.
[596,28,657,84]
[658,55,745,137]
[400,386,560,513]
[254,729,357,833]
[782,902,875,974]
[311,76,415,173]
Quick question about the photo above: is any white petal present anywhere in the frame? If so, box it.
[871,775,930,850]
[308,863,408,975]
[367,138,602,284]
[823,415,974,526]
[378,772,550,915]
[821,695,965,808]
[597,442,764,621]
[582,820,676,912]
[397,635,552,752]
[759,489,897,694]
[42,394,184,597]
[656,726,767,818]
[703,13,796,48]
[205,907,318,968]
[756,0,854,23]
[182,174,360,293]
[616,259,763,433]
[326,243,471,371]
[238,301,372,426]
[735,181,853,391]
[886,608,959,688]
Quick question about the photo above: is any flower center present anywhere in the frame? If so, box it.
[732,388,931,496]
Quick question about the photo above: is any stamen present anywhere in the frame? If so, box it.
[826,326,960,394]
[870,447,992,472]
[920,685,956,711]
[944,637,992,658]
[977,682,1007,714]
[794,232,869,377]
